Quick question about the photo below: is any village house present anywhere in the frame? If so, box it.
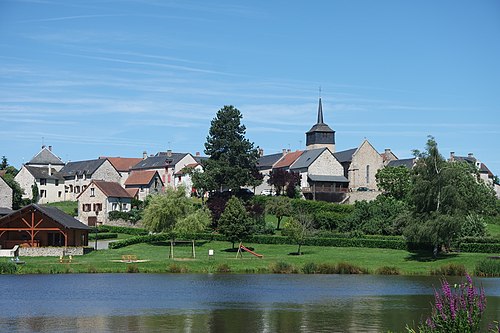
[254,149,284,195]
[15,145,65,204]
[0,204,90,256]
[124,170,163,201]
[0,175,13,209]
[102,156,144,186]
[60,159,121,201]
[77,180,133,226]
[130,150,198,190]
[173,162,203,196]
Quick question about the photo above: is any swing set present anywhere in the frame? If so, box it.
[168,240,197,259]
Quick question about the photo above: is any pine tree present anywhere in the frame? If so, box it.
[218,196,254,248]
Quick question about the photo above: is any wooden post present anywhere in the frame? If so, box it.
[169,240,174,259]
[192,240,196,259]
[236,242,243,259]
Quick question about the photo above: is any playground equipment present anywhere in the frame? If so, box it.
[169,240,196,259]
[236,242,263,259]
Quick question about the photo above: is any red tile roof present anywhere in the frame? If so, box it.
[104,157,144,172]
[93,180,132,198]
[126,188,139,198]
[174,163,199,175]
[273,151,303,169]
[125,170,159,186]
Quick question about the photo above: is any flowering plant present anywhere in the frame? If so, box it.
[407,274,487,333]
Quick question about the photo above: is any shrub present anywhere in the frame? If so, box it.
[335,262,368,274]
[216,263,231,273]
[0,261,17,274]
[269,261,296,274]
[376,266,401,275]
[98,225,148,236]
[316,263,337,274]
[88,232,118,240]
[168,263,189,273]
[474,258,500,277]
[108,211,131,221]
[302,262,318,274]
[430,264,467,276]
[406,274,486,333]
[126,264,139,273]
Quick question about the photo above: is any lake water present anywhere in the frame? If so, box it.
[0,274,499,332]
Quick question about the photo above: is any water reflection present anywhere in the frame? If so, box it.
[0,274,498,332]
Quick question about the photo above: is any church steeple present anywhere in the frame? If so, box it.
[305,97,335,152]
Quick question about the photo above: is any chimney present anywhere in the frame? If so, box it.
[287,149,291,153]
[282,149,287,156]
[468,152,474,158]
[258,148,264,157]
[143,151,147,160]
[42,145,46,149]
[48,164,52,176]
[167,149,172,157]
[195,152,200,157]
[48,145,52,152]
[384,148,391,155]
[450,152,455,161]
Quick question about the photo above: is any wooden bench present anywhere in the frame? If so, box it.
[59,255,72,263]
[122,255,137,262]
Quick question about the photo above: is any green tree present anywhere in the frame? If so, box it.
[375,165,412,200]
[266,196,292,230]
[196,105,261,193]
[174,208,211,239]
[1,173,24,209]
[142,186,193,233]
[282,211,314,255]
[268,169,301,197]
[31,182,39,204]
[0,156,8,170]
[218,196,254,248]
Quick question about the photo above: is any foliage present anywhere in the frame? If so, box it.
[375,266,401,275]
[347,196,410,235]
[195,105,261,192]
[0,261,17,274]
[282,211,315,254]
[267,169,301,197]
[218,196,255,248]
[1,173,24,209]
[376,165,411,200]
[0,156,8,170]
[460,213,487,238]
[88,232,118,240]
[108,211,131,221]
[174,208,211,239]
[142,186,193,233]
[406,274,486,333]
[269,261,297,274]
[98,225,148,236]
[430,264,467,276]
[474,258,500,277]
[266,196,292,230]
[31,182,39,204]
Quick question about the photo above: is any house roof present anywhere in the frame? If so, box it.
[333,148,357,163]
[131,153,189,170]
[126,188,139,198]
[308,174,349,183]
[0,204,90,230]
[257,153,283,170]
[387,158,415,169]
[290,148,327,170]
[60,159,107,178]
[25,165,63,180]
[27,147,65,166]
[273,151,303,169]
[0,208,13,216]
[125,170,161,186]
[174,163,200,176]
[92,180,132,198]
[104,157,143,172]
[479,163,494,177]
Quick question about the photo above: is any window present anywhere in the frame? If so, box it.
[82,204,91,212]
[58,191,62,198]
[65,186,69,193]
[75,186,80,194]
[140,186,144,192]
[55,180,59,186]
[40,178,47,186]
[121,203,128,211]
[112,203,118,211]
[40,190,46,198]
[90,188,95,197]
[366,165,370,184]
[69,185,73,193]
[93,203,102,212]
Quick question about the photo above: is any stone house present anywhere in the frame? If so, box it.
[124,170,163,201]
[130,150,198,190]
[254,150,284,195]
[15,145,65,204]
[77,180,132,226]
[173,163,203,196]
[290,147,348,201]
[0,175,12,209]
[60,159,121,201]
[103,156,144,186]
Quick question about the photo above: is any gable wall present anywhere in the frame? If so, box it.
[349,141,384,190]
[0,177,12,209]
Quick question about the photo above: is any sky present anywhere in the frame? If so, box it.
[1,0,499,175]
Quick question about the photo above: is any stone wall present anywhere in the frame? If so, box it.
[104,218,144,228]
[19,246,88,257]
[349,140,384,190]
[346,190,381,204]
[0,177,12,209]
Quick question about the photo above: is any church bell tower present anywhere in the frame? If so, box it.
[305,97,335,152]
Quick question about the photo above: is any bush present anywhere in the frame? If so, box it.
[126,264,139,273]
[302,262,318,274]
[0,261,17,274]
[335,262,368,274]
[98,225,148,236]
[168,263,189,273]
[88,232,118,240]
[269,261,297,274]
[216,263,231,273]
[474,258,500,277]
[376,266,400,275]
[430,264,467,276]
[316,263,337,274]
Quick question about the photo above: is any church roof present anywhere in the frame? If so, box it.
[306,98,334,134]
[333,148,357,163]
[290,148,328,170]
[27,147,64,166]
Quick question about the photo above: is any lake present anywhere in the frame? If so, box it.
[0,274,499,332]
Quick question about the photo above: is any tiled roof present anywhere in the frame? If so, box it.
[290,148,326,170]
[27,147,65,166]
[174,163,199,176]
[104,157,143,172]
[93,180,132,198]
[0,204,90,230]
[25,165,63,180]
[479,163,494,177]
[0,208,13,216]
[131,153,189,170]
[126,188,139,198]
[333,148,357,163]
[308,174,349,182]
[387,158,415,169]
[257,153,283,170]
[125,170,160,186]
[60,159,106,178]
[273,151,303,169]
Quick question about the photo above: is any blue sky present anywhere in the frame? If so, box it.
[1,0,499,175]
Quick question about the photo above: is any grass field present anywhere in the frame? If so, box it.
[9,239,494,276]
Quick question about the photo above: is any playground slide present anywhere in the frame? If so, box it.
[240,245,263,258]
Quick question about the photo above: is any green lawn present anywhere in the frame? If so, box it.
[487,223,500,238]
[11,240,492,275]
[45,201,78,216]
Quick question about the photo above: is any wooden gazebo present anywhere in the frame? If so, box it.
[0,204,90,248]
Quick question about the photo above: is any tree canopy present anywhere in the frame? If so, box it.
[218,196,254,248]
[194,105,261,193]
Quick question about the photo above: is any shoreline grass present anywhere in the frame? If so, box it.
[5,241,497,276]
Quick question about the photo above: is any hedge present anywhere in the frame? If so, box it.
[456,243,500,253]
[88,233,118,240]
[98,225,148,236]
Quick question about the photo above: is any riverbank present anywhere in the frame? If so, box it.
[7,240,496,275]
